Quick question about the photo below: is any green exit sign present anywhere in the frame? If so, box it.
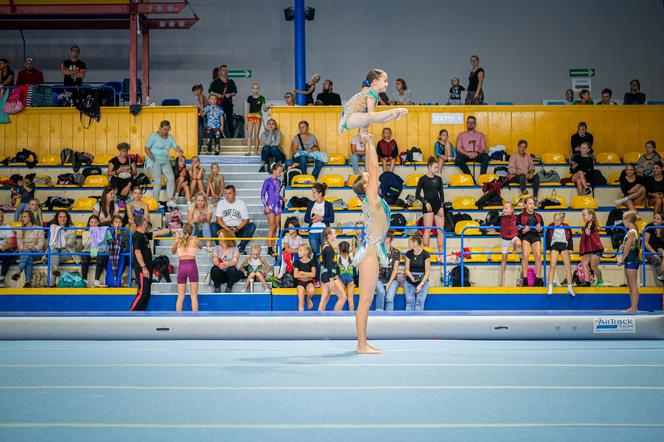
[569,68,595,77]
[227,69,252,79]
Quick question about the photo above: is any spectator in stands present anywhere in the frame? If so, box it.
[644,212,664,280]
[60,45,86,87]
[646,161,664,213]
[13,174,35,222]
[145,120,183,208]
[598,88,616,105]
[189,155,205,196]
[212,185,255,255]
[416,157,445,252]
[508,139,540,200]
[465,55,485,105]
[374,231,401,311]
[624,79,646,105]
[188,191,213,249]
[455,115,489,178]
[576,89,593,105]
[211,227,242,293]
[206,163,225,205]
[316,79,342,105]
[80,215,105,287]
[107,142,137,200]
[434,129,455,171]
[173,154,192,204]
[615,163,647,210]
[0,58,14,86]
[48,210,77,287]
[636,140,660,177]
[93,188,119,226]
[27,198,42,226]
[130,215,153,311]
[389,78,414,105]
[290,120,324,179]
[191,84,208,150]
[259,119,286,172]
[262,164,284,257]
[245,83,269,156]
[350,131,367,175]
[570,122,594,155]
[209,65,238,137]
[202,94,224,155]
[377,128,399,173]
[12,210,44,288]
[0,209,16,288]
[294,243,316,311]
[564,89,575,105]
[16,58,44,86]
[448,76,465,105]
[304,183,334,284]
[284,92,295,106]
[404,233,431,311]
[518,197,544,287]
[570,142,594,196]
[293,73,320,105]
[126,187,151,230]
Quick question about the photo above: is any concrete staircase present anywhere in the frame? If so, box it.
[152,138,277,294]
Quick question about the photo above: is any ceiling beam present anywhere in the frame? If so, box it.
[0,2,189,16]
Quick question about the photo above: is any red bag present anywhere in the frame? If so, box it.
[3,86,27,115]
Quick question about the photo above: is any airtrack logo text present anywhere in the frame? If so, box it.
[593,317,636,334]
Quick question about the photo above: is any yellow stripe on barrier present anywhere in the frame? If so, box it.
[272,287,664,296]
[0,288,136,295]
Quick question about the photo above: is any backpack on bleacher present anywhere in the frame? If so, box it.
[134,172,150,187]
[484,210,501,232]
[82,166,102,177]
[379,171,404,205]
[33,175,52,186]
[589,170,607,187]
[286,166,302,186]
[57,172,83,186]
[390,213,407,228]
[536,168,561,184]
[43,196,74,210]
[60,148,75,165]
[452,212,472,224]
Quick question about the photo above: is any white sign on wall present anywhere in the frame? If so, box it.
[431,113,464,125]
[572,77,592,91]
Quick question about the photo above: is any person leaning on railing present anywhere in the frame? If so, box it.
[11,211,45,288]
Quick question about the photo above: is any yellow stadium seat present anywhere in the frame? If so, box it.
[455,220,481,236]
[74,221,87,236]
[72,197,97,211]
[140,197,158,211]
[40,154,60,166]
[0,175,8,182]
[596,152,621,164]
[326,153,346,165]
[623,152,642,164]
[93,154,114,166]
[465,247,488,263]
[540,195,567,209]
[452,196,477,210]
[570,195,598,209]
[636,219,647,234]
[449,174,474,187]
[169,150,179,160]
[477,173,498,185]
[291,174,316,187]
[542,152,566,164]
[607,171,621,185]
[405,173,423,187]
[8,221,22,228]
[319,174,344,188]
[348,197,362,211]
[347,174,359,187]
[83,174,109,187]
[423,247,438,263]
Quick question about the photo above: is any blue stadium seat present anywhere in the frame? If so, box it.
[495,101,514,105]
[161,98,181,106]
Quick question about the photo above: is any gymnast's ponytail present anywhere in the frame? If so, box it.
[176,223,194,249]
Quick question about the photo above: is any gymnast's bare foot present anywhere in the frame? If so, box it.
[622,308,638,313]
[356,342,381,354]
[393,108,408,120]
[307,296,314,310]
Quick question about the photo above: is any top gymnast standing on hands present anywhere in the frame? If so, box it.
[352,132,391,354]
[339,68,408,135]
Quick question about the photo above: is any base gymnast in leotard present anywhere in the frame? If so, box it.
[339,68,408,135]
[352,133,390,354]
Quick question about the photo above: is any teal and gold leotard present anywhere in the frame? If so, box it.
[338,88,380,133]
[353,196,391,267]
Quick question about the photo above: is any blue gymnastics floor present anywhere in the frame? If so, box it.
[1,340,664,442]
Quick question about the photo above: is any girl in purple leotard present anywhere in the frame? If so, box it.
[261,163,284,257]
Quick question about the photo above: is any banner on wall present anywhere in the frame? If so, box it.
[572,77,592,92]
[431,113,464,125]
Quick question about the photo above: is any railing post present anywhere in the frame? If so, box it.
[442,227,447,287]
[127,227,133,289]
[542,225,548,286]
[46,227,51,288]
[460,227,466,286]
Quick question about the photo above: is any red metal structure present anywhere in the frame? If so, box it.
[0,0,199,104]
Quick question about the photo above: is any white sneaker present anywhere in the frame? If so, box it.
[547,283,553,295]
[613,197,629,206]
[94,280,100,288]
[166,200,177,208]
[567,284,576,297]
